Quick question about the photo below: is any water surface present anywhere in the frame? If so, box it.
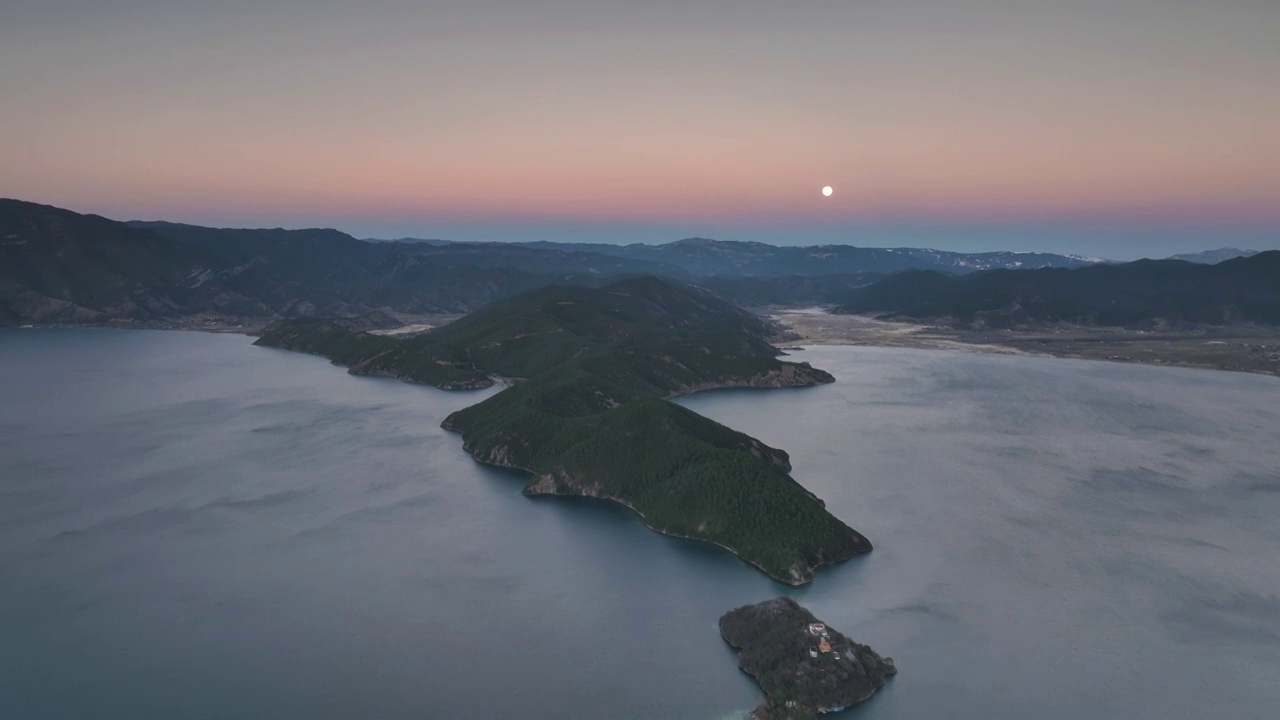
[2,330,1277,719]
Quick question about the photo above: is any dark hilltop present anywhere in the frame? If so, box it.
[720,597,897,719]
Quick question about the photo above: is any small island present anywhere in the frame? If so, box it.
[255,276,872,585]
[720,598,897,719]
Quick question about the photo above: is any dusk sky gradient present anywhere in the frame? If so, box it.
[2,1,1277,257]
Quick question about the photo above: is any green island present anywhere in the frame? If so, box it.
[255,276,871,584]
[720,598,897,719]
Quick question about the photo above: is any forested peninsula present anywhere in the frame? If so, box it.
[255,276,871,585]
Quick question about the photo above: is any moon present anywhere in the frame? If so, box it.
[822,186,833,197]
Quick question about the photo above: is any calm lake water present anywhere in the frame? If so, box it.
[1,329,1277,719]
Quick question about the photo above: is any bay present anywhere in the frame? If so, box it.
[1,330,1277,719]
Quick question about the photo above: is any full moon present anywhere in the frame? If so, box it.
[822,186,833,197]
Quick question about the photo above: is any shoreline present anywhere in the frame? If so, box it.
[442,374,867,587]
[523,481,868,587]
[5,321,261,335]
[13,312,1280,379]
[769,309,1280,379]
[2,312,464,337]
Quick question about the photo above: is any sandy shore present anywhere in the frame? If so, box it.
[771,309,1029,356]
[770,308,1280,378]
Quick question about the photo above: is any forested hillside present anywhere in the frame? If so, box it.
[256,276,871,585]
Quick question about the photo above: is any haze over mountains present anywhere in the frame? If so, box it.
[2,197,1277,330]
[1167,248,1259,264]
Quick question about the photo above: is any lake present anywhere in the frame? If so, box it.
[1,329,1277,719]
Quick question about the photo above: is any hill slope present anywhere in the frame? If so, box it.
[257,276,871,585]
[0,199,679,327]
[835,252,1280,328]
[693,273,883,308]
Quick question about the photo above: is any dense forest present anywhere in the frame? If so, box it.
[256,276,871,584]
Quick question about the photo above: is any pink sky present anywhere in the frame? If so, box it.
[2,1,1277,253]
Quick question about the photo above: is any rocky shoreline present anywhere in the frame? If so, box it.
[519,471,845,586]
[443,364,867,588]
[667,363,836,397]
[720,598,896,719]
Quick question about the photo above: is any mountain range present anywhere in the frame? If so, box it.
[1167,248,1259,264]
[464,237,1100,275]
[3,197,1276,329]
[836,253,1280,327]
[0,200,670,326]
[0,198,1101,327]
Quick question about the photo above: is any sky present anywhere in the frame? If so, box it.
[1,0,1277,258]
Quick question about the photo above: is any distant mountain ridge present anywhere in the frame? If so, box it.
[0,200,678,327]
[0,198,1108,327]
[1167,248,1259,264]
[835,252,1280,328]
[429,236,1102,276]
[129,220,684,276]
[5,197,1273,329]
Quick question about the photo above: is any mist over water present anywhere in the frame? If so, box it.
[2,330,1277,719]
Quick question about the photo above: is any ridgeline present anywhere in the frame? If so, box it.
[255,276,871,585]
[835,251,1280,328]
[1,198,1100,329]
